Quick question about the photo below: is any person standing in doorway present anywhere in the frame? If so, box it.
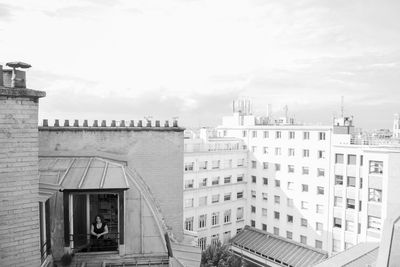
[91,215,109,251]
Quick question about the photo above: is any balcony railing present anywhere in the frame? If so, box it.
[69,233,119,253]
[40,241,51,263]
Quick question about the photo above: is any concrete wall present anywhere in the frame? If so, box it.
[0,87,45,266]
[38,126,184,241]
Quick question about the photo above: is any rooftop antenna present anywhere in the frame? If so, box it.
[341,96,344,117]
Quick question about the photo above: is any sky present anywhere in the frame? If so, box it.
[1,0,399,129]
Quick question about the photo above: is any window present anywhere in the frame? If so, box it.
[211,234,219,245]
[317,186,324,195]
[251,220,255,227]
[262,208,268,216]
[212,160,220,169]
[237,207,244,220]
[318,132,326,140]
[286,231,293,239]
[198,214,207,228]
[263,147,268,154]
[224,210,231,223]
[274,211,280,220]
[251,176,257,183]
[300,235,307,245]
[263,131,269,138]
[185,217,194,231]
[302,167,309,175]
[223,231,231,243]
[368,216,381,230]
[274,195,280,204]
[273,227,279,235]
[347,176,356,187]
[184,179,194,189]
[346,198,355,209]
[301,218,308,227]
[335,175,343,185]
[316,204,324,214]
[224,176,231,184]
[275,147,281,155]
[263,162,268,169]
[333,217,342,228]
[359,200,362,211]
[275,131,281,139]
[360,177,363,188]
[242,130,247,137]
[275,163,281,171]
[345,220,354,232]
[237,174,244,182]
[287,215,293,223]
[275,180,281,188]
[212,177,220,185]
[184,198,194,208]
[301,201,308,210]
[303,132,310,140]
[368,188,382,202]
[211,194,219,203]
[287,182,294,190]
[334,196,342,207]
[317,168,325,177]
[252,130,257,138]
[335,154,344,164]
[318,150,325,159]
[251,161,257,169]
[262,224,267,231]
[237,191,243,199]
[199,161,207,170]
[347,154,356,165]
[211,212,219,226]
[287,131,294,139]
[198,237,207,250]
[315,240,323,249]
[251,190,256,199]
[288,165,294,173]
[302,184,309,192]
[262,193,268,200]
[251,146,256,152]
[333,239,341,252]
[287,198,294,207]
[224,159,232,169]
[360,155,363,166]
[184,162,194,171]
[303,149,310,157]
[251,205,256,213]
[345,242,353,250]
[263,177,268,185]
[316,222,323,231]
[224,193,231,201]
[199,196,207,206]
[369,161,383,174]
[199,178,207,187]
[237,158,244,167]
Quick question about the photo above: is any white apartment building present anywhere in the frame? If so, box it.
[393,113,400,138]
[183,129,248,250]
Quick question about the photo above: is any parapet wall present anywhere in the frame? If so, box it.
[38,119,185,241]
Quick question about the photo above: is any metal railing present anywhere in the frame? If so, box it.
[69,233,119,253]
[40,241,51,263]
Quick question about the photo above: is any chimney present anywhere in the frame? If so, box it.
[3,62,31,88]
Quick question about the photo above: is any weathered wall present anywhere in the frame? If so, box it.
[39,126,184,241]
[0,88,45,266]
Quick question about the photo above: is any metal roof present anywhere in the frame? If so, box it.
[230,226,328,267]
[39,157,130,192]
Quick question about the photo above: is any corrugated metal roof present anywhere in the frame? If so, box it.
[39,157,130,192]
[230,226,328,267]
[343,247,378,267]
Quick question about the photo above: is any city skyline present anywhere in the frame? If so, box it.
[1,0,399,129]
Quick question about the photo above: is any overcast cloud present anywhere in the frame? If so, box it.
[1,0,399,129]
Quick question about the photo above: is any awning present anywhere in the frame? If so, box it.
[39,157,130,199]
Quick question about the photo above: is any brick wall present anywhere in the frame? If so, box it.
[39,126,184,241]
[0,88,45,266]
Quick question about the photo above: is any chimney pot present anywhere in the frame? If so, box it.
[73,120,79,127]
[138,120,143,127]
[146,120,152,127]
[155,120,160,127]
[101,120,107,127]
[83,120,88,127]
[111,120,116,127]
[54,119,59,127]
[93,120,99,127]
[64,120,70,127]
[164,120,169,127]
[129,120,135,127]
[173,120,178,127]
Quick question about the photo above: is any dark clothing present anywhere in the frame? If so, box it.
[92,223,106,239]
[91,223,107,251]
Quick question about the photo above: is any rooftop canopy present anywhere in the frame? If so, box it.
[39,157,130,199]
[230,226,328,267]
